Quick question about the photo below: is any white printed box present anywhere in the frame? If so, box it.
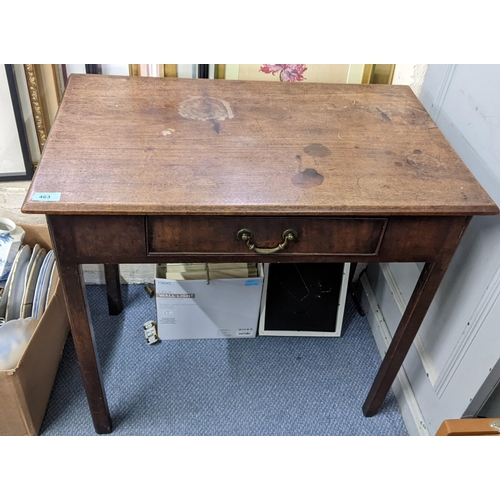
[155,265,264,340]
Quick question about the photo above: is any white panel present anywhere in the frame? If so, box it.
[14,64,39,163]
[478,370,500,416]
[65,64,86,76]
[418,64,454,115]
[416,65,500,375]
[224,65,239,80]
[0,66,25,175]
[101,64,129,76]
[360,273,429,435]
[438,65,500,174]
[347,64,365,84]
[380,264,438,385]
[177,64,195,79]
[435,263,500,395]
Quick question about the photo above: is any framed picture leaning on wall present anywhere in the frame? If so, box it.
[0,65,34,181]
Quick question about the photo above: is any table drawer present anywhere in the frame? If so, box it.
[147,216,388,256]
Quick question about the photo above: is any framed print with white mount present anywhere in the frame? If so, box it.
[0,64,34,181]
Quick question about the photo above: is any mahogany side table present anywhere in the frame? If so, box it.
[22,74,498,434]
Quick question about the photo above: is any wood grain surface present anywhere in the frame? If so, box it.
[22,74,498,217]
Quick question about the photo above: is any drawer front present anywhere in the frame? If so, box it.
[147,216,388,256]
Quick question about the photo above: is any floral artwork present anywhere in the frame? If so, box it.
[259,64,308,82]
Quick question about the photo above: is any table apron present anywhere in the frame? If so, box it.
[47,214,470,266]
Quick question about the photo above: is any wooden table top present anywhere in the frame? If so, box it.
[22,74,498,217]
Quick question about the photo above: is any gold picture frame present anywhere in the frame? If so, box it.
[362,64,396,84]
[23,64,48,154]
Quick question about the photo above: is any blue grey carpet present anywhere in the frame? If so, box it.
[40,285,408,436]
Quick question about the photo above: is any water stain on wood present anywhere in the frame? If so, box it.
[292,168,324,188]
[403,109,430,127]
[403,151,442,181]
[178,96,234,122]
[303,143,331,158]
[406,152,440,168]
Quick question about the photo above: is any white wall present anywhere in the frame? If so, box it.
[392,64,428,96]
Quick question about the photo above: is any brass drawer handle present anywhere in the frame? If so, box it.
[237,228,298,254]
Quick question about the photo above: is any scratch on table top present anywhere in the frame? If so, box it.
[255,119,264,135]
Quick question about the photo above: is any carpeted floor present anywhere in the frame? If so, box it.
[39,284,408,436]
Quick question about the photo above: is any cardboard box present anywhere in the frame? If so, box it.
[258,262,351,337]
[155,264,264,340]
[0,224,70,436]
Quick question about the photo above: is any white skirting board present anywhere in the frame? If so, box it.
[360,273,430,436]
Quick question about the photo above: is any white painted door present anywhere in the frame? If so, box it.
[363,65,500,436]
